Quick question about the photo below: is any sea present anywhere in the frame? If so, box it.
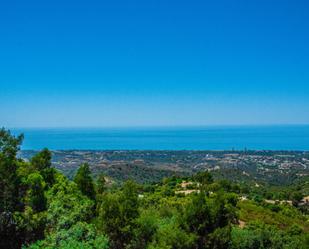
[10,125,309,151]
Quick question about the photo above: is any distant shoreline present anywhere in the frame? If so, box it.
[9,124,309,130]
[20,149,309,152]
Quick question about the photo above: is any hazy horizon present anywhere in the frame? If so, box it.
[8,123,309,130]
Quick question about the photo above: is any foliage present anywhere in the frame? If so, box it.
[231,221,309,249]
[238,200,308,232]
[98,180,139,249]
[45,173,94,231]
[147,216,196,249]
[0,128,23,212]
[30,149,52,172]
[96,173,106,195]
[24,173,46,212]
[1,129,309,249]
[182,191,237,249]
[26,222,109,249]
[74,163,96,200]
[0,129,24,248]
[194,171,214,186]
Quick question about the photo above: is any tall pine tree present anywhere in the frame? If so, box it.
[74,163,95,200]
[0,128,24,248]
[30,148,55,187]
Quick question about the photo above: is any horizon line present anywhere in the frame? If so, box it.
[7,123,309,130]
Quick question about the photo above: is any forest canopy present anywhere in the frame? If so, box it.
[0,128,308,249]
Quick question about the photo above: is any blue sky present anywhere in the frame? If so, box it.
[1,0,309,127]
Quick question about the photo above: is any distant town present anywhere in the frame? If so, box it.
[19,150,309,185]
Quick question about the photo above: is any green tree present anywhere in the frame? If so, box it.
[0,128,23,159]
[47,174,94,231]
[0,128,23,249]
[98,180,139,249]
[290,192,303,207]
[182,191,237,249]
[0,128,23,212]
[96,173,106,196]
[25,173,46,212]
[95,173,107,214]
[231,222,284,249]
[26,222,109,249]
[31,149,51,172]
[128,208,160,249]
[147,217,196,249]
[74,163,95,200]
[31,149,55,187]
[194,171,213,186]
[182,192,212,248]
[30,149,57,188]
[26,174,107,249]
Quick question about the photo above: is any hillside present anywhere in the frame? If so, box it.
[1,129,308,249]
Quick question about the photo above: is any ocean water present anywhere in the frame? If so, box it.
[11,125,309,151]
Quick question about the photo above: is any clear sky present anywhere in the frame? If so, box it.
[1,0,309,127]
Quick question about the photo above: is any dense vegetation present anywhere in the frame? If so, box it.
[1,128,308,249]
[20,149,309,185]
